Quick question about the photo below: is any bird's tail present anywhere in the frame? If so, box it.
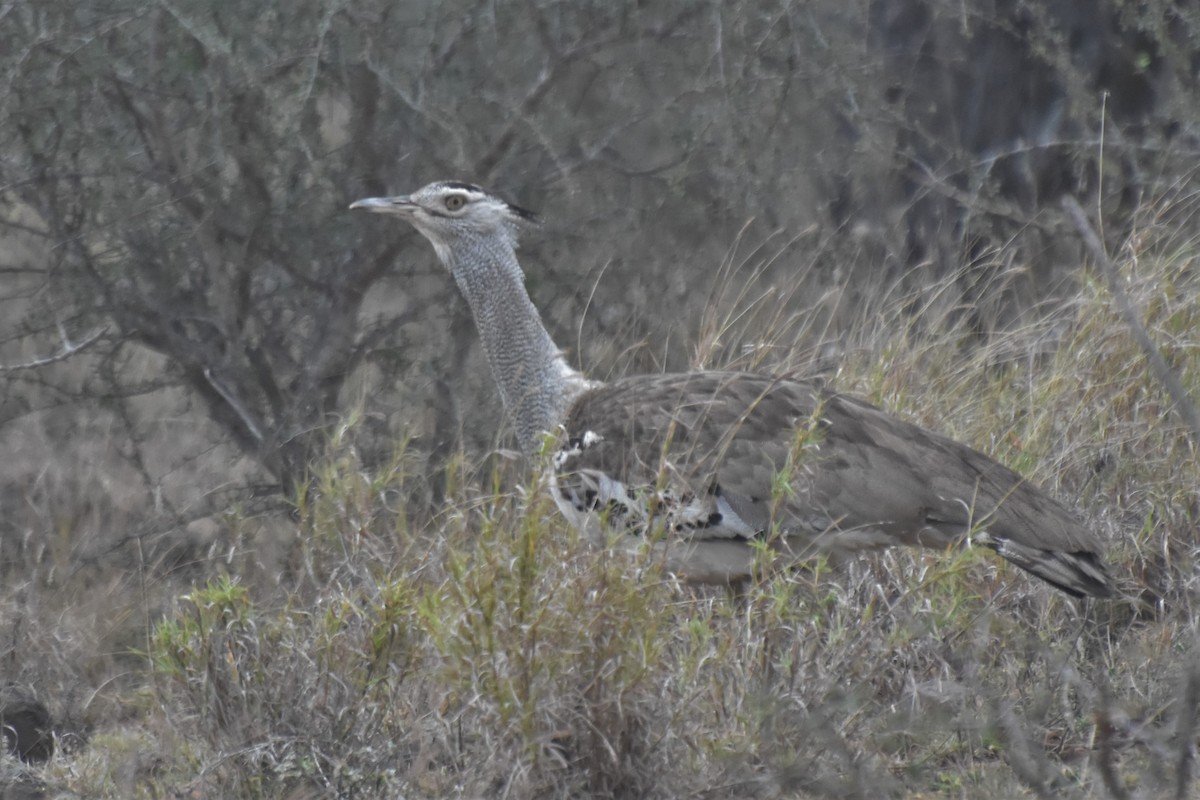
[976,534,1116,598]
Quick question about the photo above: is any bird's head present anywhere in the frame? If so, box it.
[349,181,536,261]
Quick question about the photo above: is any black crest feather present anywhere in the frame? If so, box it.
[439,180,539,223]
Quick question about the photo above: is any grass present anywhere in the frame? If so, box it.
[2,202,1199,798]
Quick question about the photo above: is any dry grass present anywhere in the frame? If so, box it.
[2,201,1199,799]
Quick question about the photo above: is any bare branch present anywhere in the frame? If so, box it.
[203,367,265,444]
[0,325,105,372]
[1062,195,1200,444]
[1174,655,1200,800]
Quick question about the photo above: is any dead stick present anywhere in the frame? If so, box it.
[1062,195,1200,443]
[0,326,106,372]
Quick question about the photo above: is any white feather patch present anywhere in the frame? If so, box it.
[551,429,762,545]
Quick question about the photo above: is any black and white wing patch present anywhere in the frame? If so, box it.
[550,429,759,545]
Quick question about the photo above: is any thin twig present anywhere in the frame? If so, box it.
[0,326,106,372]
[1093,676,1131,800]
[1061,195,1200,443]
[997,701,1057,800]
[1174,656,1200,800]
[203,367,265,444]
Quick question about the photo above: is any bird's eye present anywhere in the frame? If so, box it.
[445,194,466,211]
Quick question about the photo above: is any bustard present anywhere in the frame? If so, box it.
[350,181,1114,598]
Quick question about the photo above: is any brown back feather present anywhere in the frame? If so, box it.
[561,371,1103,558]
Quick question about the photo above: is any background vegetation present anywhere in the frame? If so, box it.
[0,0,1197,796]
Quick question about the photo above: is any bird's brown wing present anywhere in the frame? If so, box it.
[555,371,1111,595]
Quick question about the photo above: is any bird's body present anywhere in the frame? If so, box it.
[351,181,1114,598]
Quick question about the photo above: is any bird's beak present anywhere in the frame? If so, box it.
[348,195,415,213]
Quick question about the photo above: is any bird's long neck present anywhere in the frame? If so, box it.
[444,233,591,453]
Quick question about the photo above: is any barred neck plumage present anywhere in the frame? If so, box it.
[348,181,595,453]
[442,230,593,453]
